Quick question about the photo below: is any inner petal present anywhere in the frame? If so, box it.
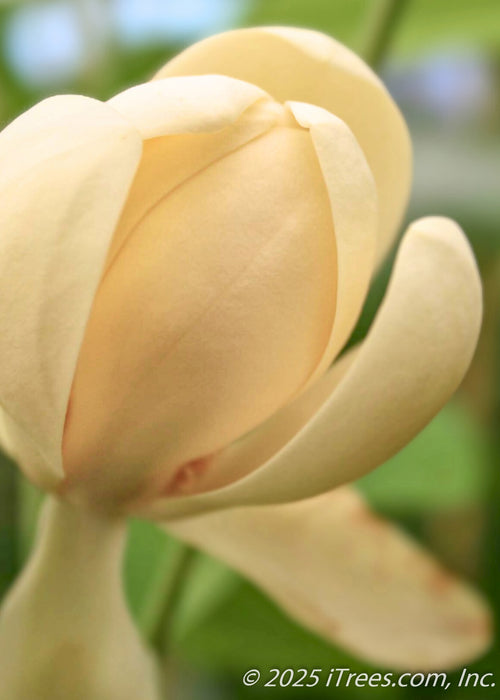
[105,99,284,271]
[63,122,337,503]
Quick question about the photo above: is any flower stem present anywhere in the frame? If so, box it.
[0,496,160,700]
[360,0,412,68]
[146,542,198,655]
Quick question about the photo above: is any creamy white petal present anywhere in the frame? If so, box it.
[138,217,481,520]
[153,348,359,497]
[287,101,377,386]
[167,487,491,670]
[0,95,142,488]
[104,97,285,270]
[156,26,411,261]
[108,75,270,140]
[66,104,376,507]
[63,123,338,505]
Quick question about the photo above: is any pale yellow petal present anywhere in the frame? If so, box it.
[152,348,360,497]
[167,488,491,670]
[156,26,411,261]
[138,217,481,520]
[0,95,142,489]
[63,124,337,505]
[108,75,270,140]
[105,97,284,269]
[88,101,376,509]
[287,101,377,385]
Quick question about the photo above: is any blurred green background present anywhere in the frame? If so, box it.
[0,0,499,698]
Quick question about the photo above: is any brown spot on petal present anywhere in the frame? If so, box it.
[447,613,490,637]
[162,454,214,497]
[356,507,386,534]
[428,570,454,596]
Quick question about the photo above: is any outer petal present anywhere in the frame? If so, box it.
[167,488,491,670]
[287,101,377,385]
[0,95,142,488]
[108,74,271,140]
[155,26,412,261]
[137,217,481,520]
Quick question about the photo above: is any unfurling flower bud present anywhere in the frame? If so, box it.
[63,99,353,503]
[0,28,480,522]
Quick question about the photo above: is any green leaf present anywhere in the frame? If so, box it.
[174,575,409,699]
[357,402,489,514]
[173,552,239,641]
[125,521,238,640]
[17,475,43,562]
[125,518,173,619]
[245,0,500,56]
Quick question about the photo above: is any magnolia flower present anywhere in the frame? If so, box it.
[0,26,491,690]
